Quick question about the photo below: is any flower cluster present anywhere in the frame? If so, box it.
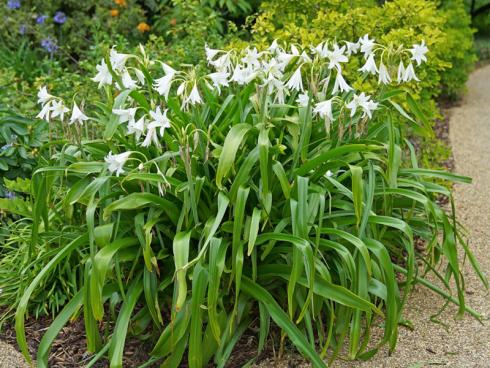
[36,87,88,126]
[42,36,428,176]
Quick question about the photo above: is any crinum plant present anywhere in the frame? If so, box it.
[16,36,486,368]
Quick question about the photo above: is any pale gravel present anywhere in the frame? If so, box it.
[1,68,489,368]
[256,65,490,368]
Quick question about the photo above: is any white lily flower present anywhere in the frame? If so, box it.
[113,108,137,124]
[359,53,378,75]
[345,41,360,56]
[105,151,131,176]
[211,53,232,72]
[127,116,146,141]
[346,92,378,119]
[109,49,130,72]
[262,58,283,79]
[69,102,89,126]
[378,62,391,85]
[410,40,428,66]
[296,92,310,107]
[358,34,376,58]
[268,39,280,53]
[37,100,52,122]
[208,72,229,94]
[313,99,334,121]
[276,51,294,70]
[325,44,348,70]
[231,65,247,85]
[397,61,406,83]
[154,63,177,100]
[185,84,203,107]
[50,100,70,122]
[141,127,159,148]
[286,66,303,92]
[332,72,352,94]
[92,59,112,88]
[148,106,171,137]
[241,47,261,69]
[121,70,137,90]
[205,44,221,63]
[37,86,52,105]
[403,62,420,82]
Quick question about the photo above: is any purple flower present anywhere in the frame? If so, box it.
[53,11,66,24]
[36,15,48,24]
[0,144,13,152]
[7,0,21,9]
[4,191,16,199]
[41,38,58,53]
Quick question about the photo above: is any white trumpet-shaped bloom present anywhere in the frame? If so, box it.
[50,100,70,122]
[148,106,171,137]
[208,72,230,94]
[325,44,348,70]
[296,92,310,107]
[313,99,334,121]
[397,61,406,83]
[286,66,303,92]
[127,116,146,141]
[378,62,391,85]
[154,63,177,100]
[92,59,113,88]
[410,40,428,66]
[358,34,375,57]
[359,53,378,75]
[37,100,52,122]
[332,72,352,94]
[113,108,138,124]
[403,63,420,82]
[37,86,52,105]
[105,151,131,176]
[346,92,378,119]
[69,102,89,125]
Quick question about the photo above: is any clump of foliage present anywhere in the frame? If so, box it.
[5,37,486,368]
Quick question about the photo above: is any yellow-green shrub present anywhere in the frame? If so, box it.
[247,0,475,115]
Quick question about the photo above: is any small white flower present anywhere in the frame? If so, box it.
[403,62,420,82]
[184,84,203,107]
[141,127,159,148]
[358,34,376,57]
[50,100,70,122]
[37,100,52,122]
[208,72,229,94]
[410,40,428,66]
[241,47,261,69]
[113,108,138,124]
[127,116,146,141]
[105,151,131,176]
[268,39,281,53]
[325,44,348,70]
[347,92,378,119]
[275,51,294,71]
[211,53,232,72]
[205,44,221,63]
[37,86,52,105]
[313,99,334,121]
[262,58,283,79]
[92,59,113,88]
[109,49,130,72]
[397,61,406,83]
[154,63,177,100]
[345,41,360,56]
[296,92,310,107]
[378,62,391,85]
[359,53,378,75]
[148,106,171,137]
[325,170,333,178]
[286,66,303,92]
[121,70,138,90]
[69,102,89,126]
[332,72,352,94]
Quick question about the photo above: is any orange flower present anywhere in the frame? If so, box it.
[137,22,151,33]
[114,0,127,6]
[110,9,119,17]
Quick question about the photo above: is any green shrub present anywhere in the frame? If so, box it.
[6,38,486,368]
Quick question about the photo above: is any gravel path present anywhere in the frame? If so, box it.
[0,340,28,368]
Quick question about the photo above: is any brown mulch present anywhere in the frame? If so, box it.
[0,315,157,368]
